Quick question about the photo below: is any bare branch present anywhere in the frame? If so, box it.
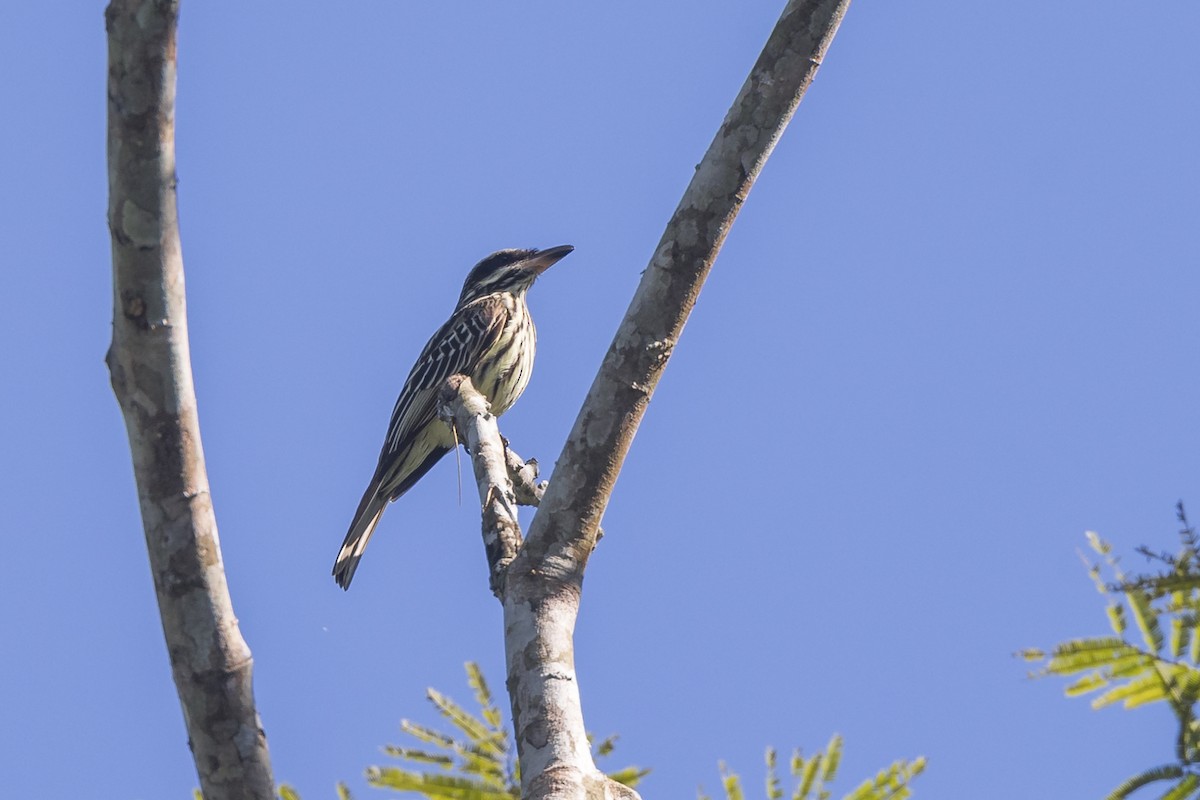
[104,2,274,797]
[501,2,851,798]
[522,0,850,586]
[506,448,547,508]
[438,375,523,595]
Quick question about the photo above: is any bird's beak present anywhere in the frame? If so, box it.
[525,244,574,275]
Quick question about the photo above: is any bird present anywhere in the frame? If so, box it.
[333,245,574,589]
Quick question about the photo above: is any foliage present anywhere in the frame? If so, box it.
[698,734,925,800]
[275,786,351,800]
[366,662,648,799]
[1023,503,1200,799]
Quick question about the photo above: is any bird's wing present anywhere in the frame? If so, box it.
[381,297,508,458]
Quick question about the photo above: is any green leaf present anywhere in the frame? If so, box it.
[277,786,301,800]
[766,748,783,800]
[720,762,745,800]
[821,734,842,785]
[1159,773,1200,800]
[1171,589,1190,644]
[464,662,503,730]
[382,746,456,768]
[368,767,514,800]
[1105,764,1185,800]
[400,719,460,751]
[452,748,508,786]
[796,753,820,800]
[1108,603,1128,637]
[841,757,926,800]
[595,735,617,758]
[1128,588,1165,654]
[1109,653,1157,680]
[336,783,353,800]
[427,689,502,756]
[1087,530,1112,556]
[1045,640,1144,674]
[790,750,804,779]
[1172,615,1190,661]
[607,766,651,788]
[1091,674,1167,710]
[1065,671,1109,697]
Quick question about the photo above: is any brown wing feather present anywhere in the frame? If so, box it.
[332,297,509,589]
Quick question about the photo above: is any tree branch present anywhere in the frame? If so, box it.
[502,1,851,798]
[523,0,850,584]
[438,376,524,596]
[104,2,275,798]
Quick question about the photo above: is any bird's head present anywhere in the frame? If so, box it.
[457,245,574,306]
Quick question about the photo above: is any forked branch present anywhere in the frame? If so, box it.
[447,3,852,798]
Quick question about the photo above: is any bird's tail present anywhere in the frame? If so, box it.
[333,486,389,590]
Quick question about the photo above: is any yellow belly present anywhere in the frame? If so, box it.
[475,309,536,416]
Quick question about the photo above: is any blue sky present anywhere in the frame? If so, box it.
[2,1,1198,798]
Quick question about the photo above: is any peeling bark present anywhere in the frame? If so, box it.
[105,2,275,798]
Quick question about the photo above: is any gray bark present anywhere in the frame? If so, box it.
[502,1,852,797]
[439,378,636,800]
[104,2,275,798]
[438,375,526,596]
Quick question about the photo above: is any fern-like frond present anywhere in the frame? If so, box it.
[1192,614,1200,666]
[382,746,456,768]
[427,689,503,757]
[595,735,617,758]
[842,757,926,800]
[720,762,746,800]
[367,767,513,800]
[1044,639,1145,675]
[464,663,503,730]
[388,725,507,788]
[1118,574,1200,599]
[374,662,640,799]
[1128,589,1165,654]
[1183,719,1200,763]
[819,735,842,792]
[607,766,650,788]
[1105,764,1185,800]
[1088,531,1113,557]
[1172,613,1190,661]
[1091,673,1169,710]
[1034,517,1200,800]
[712,738,923,800]
[766,748,783,800]
[1107,603,1127,637]
[1160,772,1200,800]
[400,719,461,751]
[1064,671,1110,697]
[795,752,820,800]
[451,748,508,786]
